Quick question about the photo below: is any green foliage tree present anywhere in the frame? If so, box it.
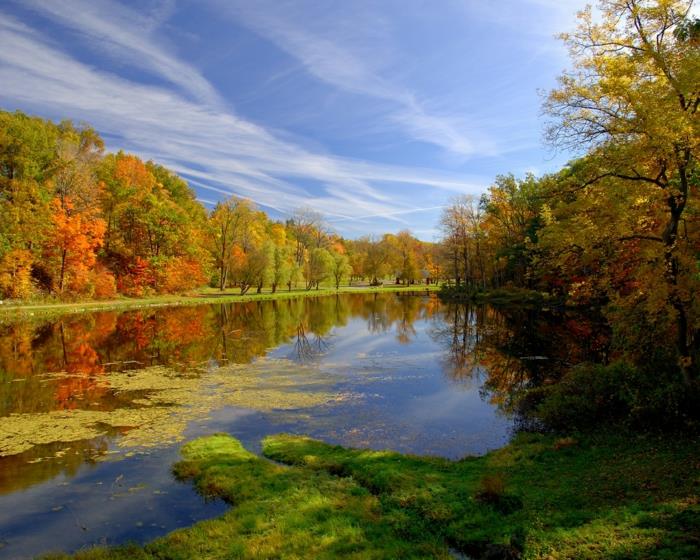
[330,251,352,289]
[305,248,334,290]
[271,243,293,293]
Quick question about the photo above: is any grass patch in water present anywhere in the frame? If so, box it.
[43,431,700,559]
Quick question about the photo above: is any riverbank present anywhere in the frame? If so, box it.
[46,431,699,559]
[0,284,439,321]
[438,285,553,306]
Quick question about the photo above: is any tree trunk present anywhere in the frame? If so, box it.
[58,249,67,293]
[662,154,694,383]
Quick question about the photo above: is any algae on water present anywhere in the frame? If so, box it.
[0,358,343,457]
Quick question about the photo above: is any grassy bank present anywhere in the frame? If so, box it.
[46,431,699,559]
[0,284,439,321]
[437,285,554,306]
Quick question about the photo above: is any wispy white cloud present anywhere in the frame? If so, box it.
[458,0,587,36]
[328,205,446,224]
[0,6,487,236]
[213,0,496,158]
[16,0,222,106]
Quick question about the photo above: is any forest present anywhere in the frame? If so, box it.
[437,1,699,427]
[0,111,440,302]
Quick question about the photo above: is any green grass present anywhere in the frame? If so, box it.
[44,431,700,559]
[0,284,439,321]
[438,285,552,306]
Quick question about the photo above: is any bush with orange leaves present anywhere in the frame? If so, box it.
[91,266,117,299]
[157,257,206,294]
[116,257,155,297]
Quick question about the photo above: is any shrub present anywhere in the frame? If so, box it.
[92,266,117,299]
[156,257,206,294]
[116,257,155,296]
[474,473,523,515]
[523,361,698,431]
[209,270,221,289]
[476,473,506,502]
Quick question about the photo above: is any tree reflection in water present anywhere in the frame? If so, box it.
[430,302,610,413]
[0,295,608,420]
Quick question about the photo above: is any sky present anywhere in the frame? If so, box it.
[0,0,590,239]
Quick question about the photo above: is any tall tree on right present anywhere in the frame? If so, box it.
[544,0,699,381]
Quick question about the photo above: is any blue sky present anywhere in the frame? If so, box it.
[0,0,588,239]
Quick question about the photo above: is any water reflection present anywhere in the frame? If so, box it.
[0,295,439,415]
[429,301,609,410]
[0,293,604,559]
[0,296,609,452]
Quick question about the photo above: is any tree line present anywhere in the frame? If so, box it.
[0,112,441,301]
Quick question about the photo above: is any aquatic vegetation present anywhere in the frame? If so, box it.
[45,431,700,559]
[0,358,341,457]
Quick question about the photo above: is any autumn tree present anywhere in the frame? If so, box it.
[0,249,33,299]
[545,0,700,380]
[53,122,104,211]
[390,230,421,284]
[0,112,60,295]
[210,197,257,291]
[44,197,106,296]
[363,237,391,285]
[287,208,329,267]
[345,238,367,284]
[482,174,543,286]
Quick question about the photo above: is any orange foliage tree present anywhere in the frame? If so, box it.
[116,256,154,297]
[91,265,117,299]
[44,197,106,297]
[158,257,206,293]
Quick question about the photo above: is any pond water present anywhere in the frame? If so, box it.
[0,293,605,558]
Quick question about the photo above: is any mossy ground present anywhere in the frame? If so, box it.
[44,431,699,559]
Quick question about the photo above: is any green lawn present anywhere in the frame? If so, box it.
[1,284,439,320]
[45,431,700,559]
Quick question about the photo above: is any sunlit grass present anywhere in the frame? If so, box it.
[44,431,700,559]
[1,283,439,320]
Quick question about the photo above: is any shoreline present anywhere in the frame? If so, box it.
[47,430,700,559]
[0,284,440,320]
